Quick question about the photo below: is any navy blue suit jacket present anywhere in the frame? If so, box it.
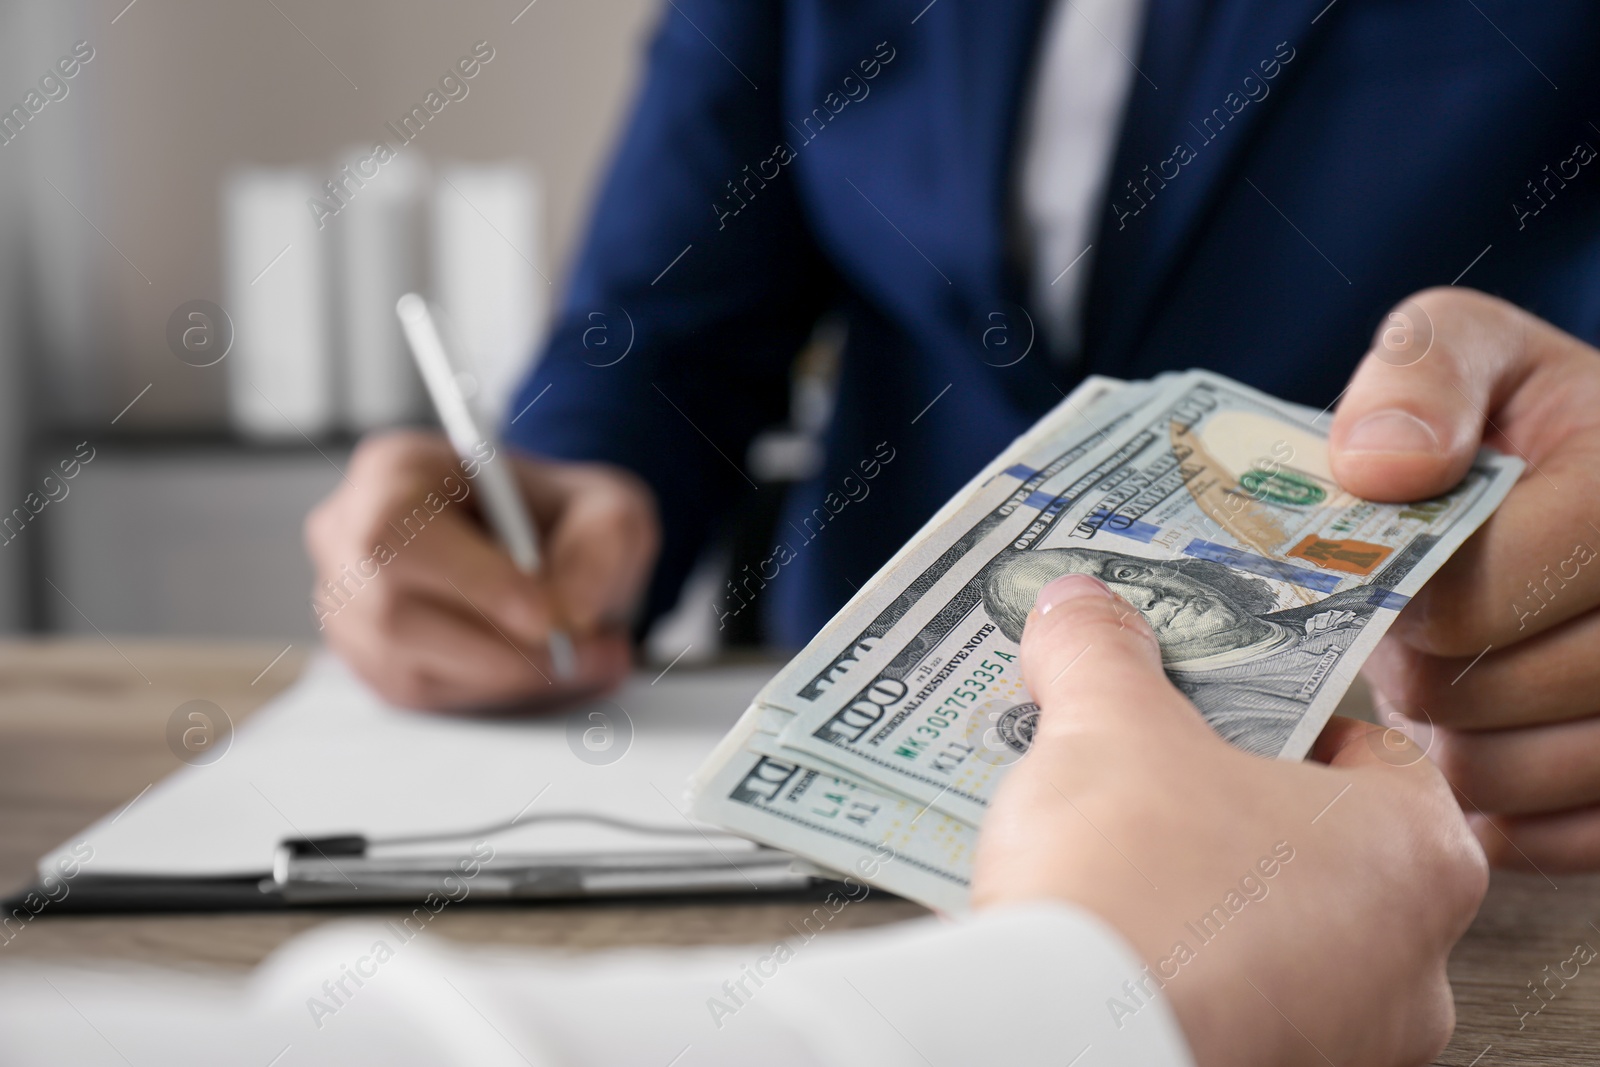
[505,0,1600,647]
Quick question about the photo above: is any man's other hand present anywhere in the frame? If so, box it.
[304,431,659,711]
[1331,288,1600,871]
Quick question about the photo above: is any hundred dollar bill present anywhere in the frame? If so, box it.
[756,370,1523,825]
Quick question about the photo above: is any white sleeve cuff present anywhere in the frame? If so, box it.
[747,901,1197,1067]
[227,902,1198,1067]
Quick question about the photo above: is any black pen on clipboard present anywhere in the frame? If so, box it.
[396,294,577,681]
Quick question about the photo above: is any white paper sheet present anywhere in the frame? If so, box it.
[41,655,776,879]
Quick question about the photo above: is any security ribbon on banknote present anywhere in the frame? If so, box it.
[690,370,1522,913]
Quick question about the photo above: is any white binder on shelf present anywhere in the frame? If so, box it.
[432,163,547,428]
[224,168,334,441]
[337,148,429,432]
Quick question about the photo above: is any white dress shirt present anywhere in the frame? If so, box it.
[1019,0,1150,361]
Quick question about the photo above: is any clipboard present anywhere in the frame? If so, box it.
[11,655,821,914]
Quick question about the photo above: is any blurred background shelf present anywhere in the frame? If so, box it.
[30,439,355,639]
[0,0,661,640]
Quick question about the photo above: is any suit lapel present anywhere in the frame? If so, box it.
[935,0,1054,305]
[1083,0,1339,371]
[902,0,1060,408]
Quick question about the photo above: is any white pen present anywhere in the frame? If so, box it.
[396,293,578,681]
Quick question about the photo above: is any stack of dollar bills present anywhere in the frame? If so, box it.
[689,370,1521,913]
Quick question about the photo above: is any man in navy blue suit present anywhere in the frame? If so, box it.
[308,1,1600,873]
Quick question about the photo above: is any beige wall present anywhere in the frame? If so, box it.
[26,0,657,429]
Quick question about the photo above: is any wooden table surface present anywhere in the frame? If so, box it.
[2,640,1596,1065]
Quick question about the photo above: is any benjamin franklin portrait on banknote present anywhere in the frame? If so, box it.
[981,547,1378,755]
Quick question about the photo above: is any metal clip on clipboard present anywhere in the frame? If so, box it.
[269,812,815,905]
